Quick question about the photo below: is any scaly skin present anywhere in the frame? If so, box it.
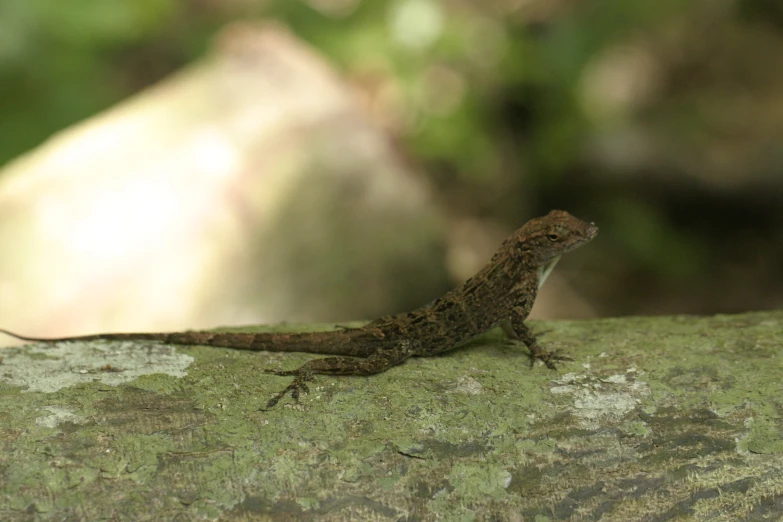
[1,210,598,408]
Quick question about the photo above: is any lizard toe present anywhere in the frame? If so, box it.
[265,382,301,408]
[528,346,572,370]
[264,372,313,409]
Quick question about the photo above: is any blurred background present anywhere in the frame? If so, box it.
[0,0,782,338]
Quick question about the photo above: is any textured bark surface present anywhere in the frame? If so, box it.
[1,311,782,520]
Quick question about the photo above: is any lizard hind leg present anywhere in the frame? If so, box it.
[263,341,418,409]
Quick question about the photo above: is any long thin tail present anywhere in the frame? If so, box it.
[0,328,167,343]
[0,328,375,356]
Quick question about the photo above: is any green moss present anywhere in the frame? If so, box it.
[1,312,783,519]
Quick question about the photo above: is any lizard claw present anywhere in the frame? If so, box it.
[527,345,572,370]
[264,371,312,409]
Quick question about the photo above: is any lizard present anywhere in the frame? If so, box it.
[0,210,598,408]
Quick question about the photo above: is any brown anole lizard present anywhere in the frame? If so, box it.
[1,210,598,408]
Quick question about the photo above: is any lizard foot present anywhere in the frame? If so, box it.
[263,370,313,409]
[527,345,572,370]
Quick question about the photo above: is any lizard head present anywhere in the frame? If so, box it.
[512,210,599,266]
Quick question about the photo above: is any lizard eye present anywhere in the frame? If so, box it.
[546,233,560,242]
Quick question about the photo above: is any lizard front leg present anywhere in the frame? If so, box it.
[504,309,572,369]
[264,341,418,408]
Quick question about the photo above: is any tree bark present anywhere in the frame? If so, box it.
[1,311,782,520]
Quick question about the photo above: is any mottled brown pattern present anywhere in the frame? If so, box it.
[1,210,598,408]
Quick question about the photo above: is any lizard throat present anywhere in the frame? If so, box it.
[537,255,561,289]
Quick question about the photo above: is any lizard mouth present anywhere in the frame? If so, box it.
[585,222,599,241]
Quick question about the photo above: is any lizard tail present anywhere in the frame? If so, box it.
[0,328,369,356]
[149,330,363,354]
[0,328,170,343]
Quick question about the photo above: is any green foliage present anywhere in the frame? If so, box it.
[0,0,183,164]
[0,0,691,177]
